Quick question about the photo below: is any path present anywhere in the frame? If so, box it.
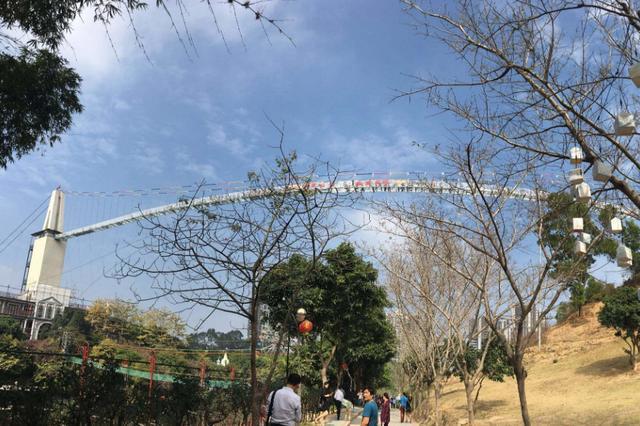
[347,407,418,425]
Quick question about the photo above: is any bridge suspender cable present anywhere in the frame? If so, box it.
[56,178,545,240]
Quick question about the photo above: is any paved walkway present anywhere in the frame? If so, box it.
[347,407,418,425]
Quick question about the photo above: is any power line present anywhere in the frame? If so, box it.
[0,195,49,254]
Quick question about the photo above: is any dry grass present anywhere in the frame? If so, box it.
[439,303,640,425]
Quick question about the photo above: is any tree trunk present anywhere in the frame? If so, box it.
[433,381,442,426]
[425,385,432,419]
[264,330,285,396]
[464,379,476,426]
[630,340,638,371]
[474,376,485,403]
[250,314,260,426]
[320,344,337,386]
[513,357,532,426]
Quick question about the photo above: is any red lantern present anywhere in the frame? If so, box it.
[298,319,313,334]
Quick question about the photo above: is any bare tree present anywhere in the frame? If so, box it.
[383,245,458,425]
[376,219,505,425]
[398,0,640,216]
[113,141,355,425]
[376,139,597,425]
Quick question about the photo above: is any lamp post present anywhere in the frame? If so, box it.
[296,308,307,323]
[286,307,309,376]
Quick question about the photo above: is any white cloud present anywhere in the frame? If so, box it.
[176,150,218,180]
[207,123,252,157]
[324,127,436,172]
[183,162,218,180]
[113,99,132,111]
[92,138,119,159]
[60,1,299,89]
[131,142,165,175]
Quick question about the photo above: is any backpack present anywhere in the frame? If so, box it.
[405,398,412,413]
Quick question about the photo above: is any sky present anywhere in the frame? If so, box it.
[0,1,627,332]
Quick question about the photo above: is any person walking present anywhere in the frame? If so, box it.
[399,392,409,423]
[380,392,391,426]
[360,387,378,426]
[334,385,345,420]
[265,373,302,426]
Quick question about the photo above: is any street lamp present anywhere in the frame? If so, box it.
[296,308,307,323]
[286,307,312,376]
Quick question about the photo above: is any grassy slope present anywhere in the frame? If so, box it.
[439,303,640,425]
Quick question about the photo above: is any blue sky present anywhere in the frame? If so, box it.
[0,0,457,331]
[0,1,626,332]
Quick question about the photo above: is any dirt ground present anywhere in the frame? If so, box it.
[438,303,640,425]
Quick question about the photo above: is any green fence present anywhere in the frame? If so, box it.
[69,357,235,388]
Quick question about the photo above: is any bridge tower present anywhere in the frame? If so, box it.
[22,188,71,339]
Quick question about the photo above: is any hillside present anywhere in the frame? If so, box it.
[439,303,640,425]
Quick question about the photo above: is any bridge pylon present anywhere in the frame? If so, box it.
[22,189,71,339]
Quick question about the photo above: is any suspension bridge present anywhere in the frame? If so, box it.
[0,170,622,339]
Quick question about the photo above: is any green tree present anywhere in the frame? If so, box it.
[454,338,513,403]
[598,286,640,371]
[0,48,82,168]
[188,328,250,351]
[261,243,395,390]
[138,307,186,346]
[0,315,25,339]
[555,302,573,323]
[38,307,92,349]
[0,334,34,384]
[540,193,634,317]
[584,277,615,305]
[84,299,187,347]
[540,193,618,316]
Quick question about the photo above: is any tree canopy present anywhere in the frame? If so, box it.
[187,328,249,351]
[598,285,640,370]
[260,242,395,390]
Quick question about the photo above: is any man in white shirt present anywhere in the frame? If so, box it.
[334,386,345,420]
[265,373,302,426]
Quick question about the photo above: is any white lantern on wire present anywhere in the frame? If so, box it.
[572,217,584,232]
[575,240,587,255]
[569,147,584,164]
[574,182,591,203]
[614,112,636,136]
[610,217,623,233]
[592,160,612,182]
[581,233,592,244]
[616,244,633,267]
[568,168,584,185]
[630,63,640,87]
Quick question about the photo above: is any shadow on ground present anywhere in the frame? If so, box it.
[473,399,509,411]
[575,355,631,377]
